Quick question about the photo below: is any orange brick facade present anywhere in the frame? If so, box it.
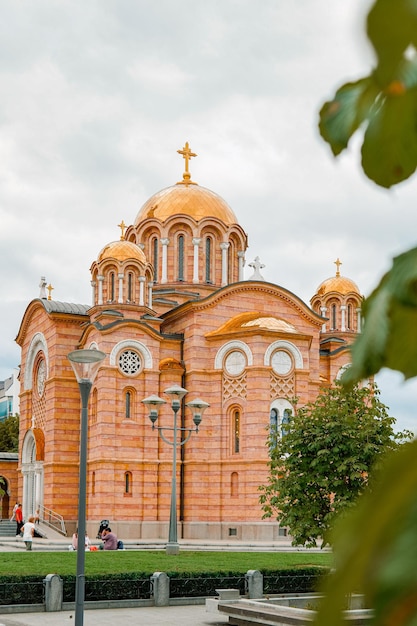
[13,149,362,539]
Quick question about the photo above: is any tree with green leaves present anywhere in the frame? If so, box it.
[259,383,409,548]
[0,414,19,452]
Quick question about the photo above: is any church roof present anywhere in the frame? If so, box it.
[134,141,238,226]
[316,275,360,297]
[134,183,238,226]
[206,311,299,338]
[97,239,146,263]
[315,259,361,297]
[40,300,90,315]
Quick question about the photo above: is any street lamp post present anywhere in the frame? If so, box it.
[68,349,106,626]
[142,385,209,555]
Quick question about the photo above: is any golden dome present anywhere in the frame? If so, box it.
[315,259,361,297]
[134,183,238,226]
[98,240,146,264]
[316,275,360,297]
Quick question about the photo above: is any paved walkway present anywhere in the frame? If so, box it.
[0,605,228,626]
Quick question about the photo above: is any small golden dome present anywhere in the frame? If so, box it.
[134,184,238,226]
[316,275,360,297]
[98,240,146,264]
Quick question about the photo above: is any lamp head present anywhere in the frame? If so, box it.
[67,349,106,384]
[142,395,166,427]
[186,398,210,431]
[164,384,188,402]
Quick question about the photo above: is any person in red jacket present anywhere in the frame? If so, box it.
[15,503,23,536]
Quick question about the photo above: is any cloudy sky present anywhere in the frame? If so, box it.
[1,0,416,432]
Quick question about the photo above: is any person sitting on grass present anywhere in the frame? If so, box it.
[101,527,118,550]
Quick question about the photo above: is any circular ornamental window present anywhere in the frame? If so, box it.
[118,350,142,376]
[271,350,292,376]
[225,350,246,376]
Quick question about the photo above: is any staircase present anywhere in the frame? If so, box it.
[0,520,16,536]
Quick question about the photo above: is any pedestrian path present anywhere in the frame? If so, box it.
[0,534,305,552]
[0,604,228,626]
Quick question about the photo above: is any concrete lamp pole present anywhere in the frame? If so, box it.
[68,348,106,626]
[142,385,209,555]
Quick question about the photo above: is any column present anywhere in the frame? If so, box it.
[220,242,230,286]
[238,251,245,282]
[139,276,146,306]
[90,281,96,306]
[161,239,169,284]
[118,273,124,304]
[356,307,362,332]
[320,306,327,332]
[192,238,201,283]
[341,305,346,332]
[97,276,104,306]
[148,281,154,309]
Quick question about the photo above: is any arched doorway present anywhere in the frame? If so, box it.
[21,430,44,521]
[0,477,9,519]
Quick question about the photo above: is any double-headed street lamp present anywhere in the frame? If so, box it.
[68,348,106,626]
[142,385,209,555]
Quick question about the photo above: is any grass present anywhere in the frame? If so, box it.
[0,550,333,577]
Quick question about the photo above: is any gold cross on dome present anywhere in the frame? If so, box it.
[47,284,54,300]
[177,142,197,184]
[118,220,127,240]
[334,258,342,277]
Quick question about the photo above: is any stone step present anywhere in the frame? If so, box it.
[0,520,16,536]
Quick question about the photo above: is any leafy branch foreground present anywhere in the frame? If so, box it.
[0,550,332,578]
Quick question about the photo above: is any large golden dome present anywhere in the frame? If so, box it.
[98,240,146,263]
[134,183,238,226]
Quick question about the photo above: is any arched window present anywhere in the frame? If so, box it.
[124,471,132,495]
[125,390,132,418]
[231,472,238,497]
[347,304,352,330]
[127,272,133,302]
[178,235,184,281]
[152,237,159,283]
[205,237,212,283]
[109,272,115,302]
[282,409,291,436]
[269,408,278,449]
[269,403,293,447]
[331,304,337,330]
[233,409,240,453]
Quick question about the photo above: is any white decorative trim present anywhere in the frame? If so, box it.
[88,342,99,351]
[109,340,152,369]
[270,398,294,412]
[264,341,303,369]
[214,341,253,370]
[24,333,49,390]
[336,363,351,380]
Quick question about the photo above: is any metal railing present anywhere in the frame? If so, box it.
[38,504,67,536]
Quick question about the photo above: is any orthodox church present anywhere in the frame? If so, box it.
[11,143,362,540]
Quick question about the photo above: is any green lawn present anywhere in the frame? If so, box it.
[0,550,332,577]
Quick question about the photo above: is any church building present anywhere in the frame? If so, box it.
[12,143,363,540]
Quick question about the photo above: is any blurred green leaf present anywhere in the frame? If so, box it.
[343,246,417,385]
[314,440,417,626]
[319,0,417,189]
[319,78,378,155]
[367,0,417,85]
[362,89,417,187]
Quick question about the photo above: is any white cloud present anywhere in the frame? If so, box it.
[0,0,416,433]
